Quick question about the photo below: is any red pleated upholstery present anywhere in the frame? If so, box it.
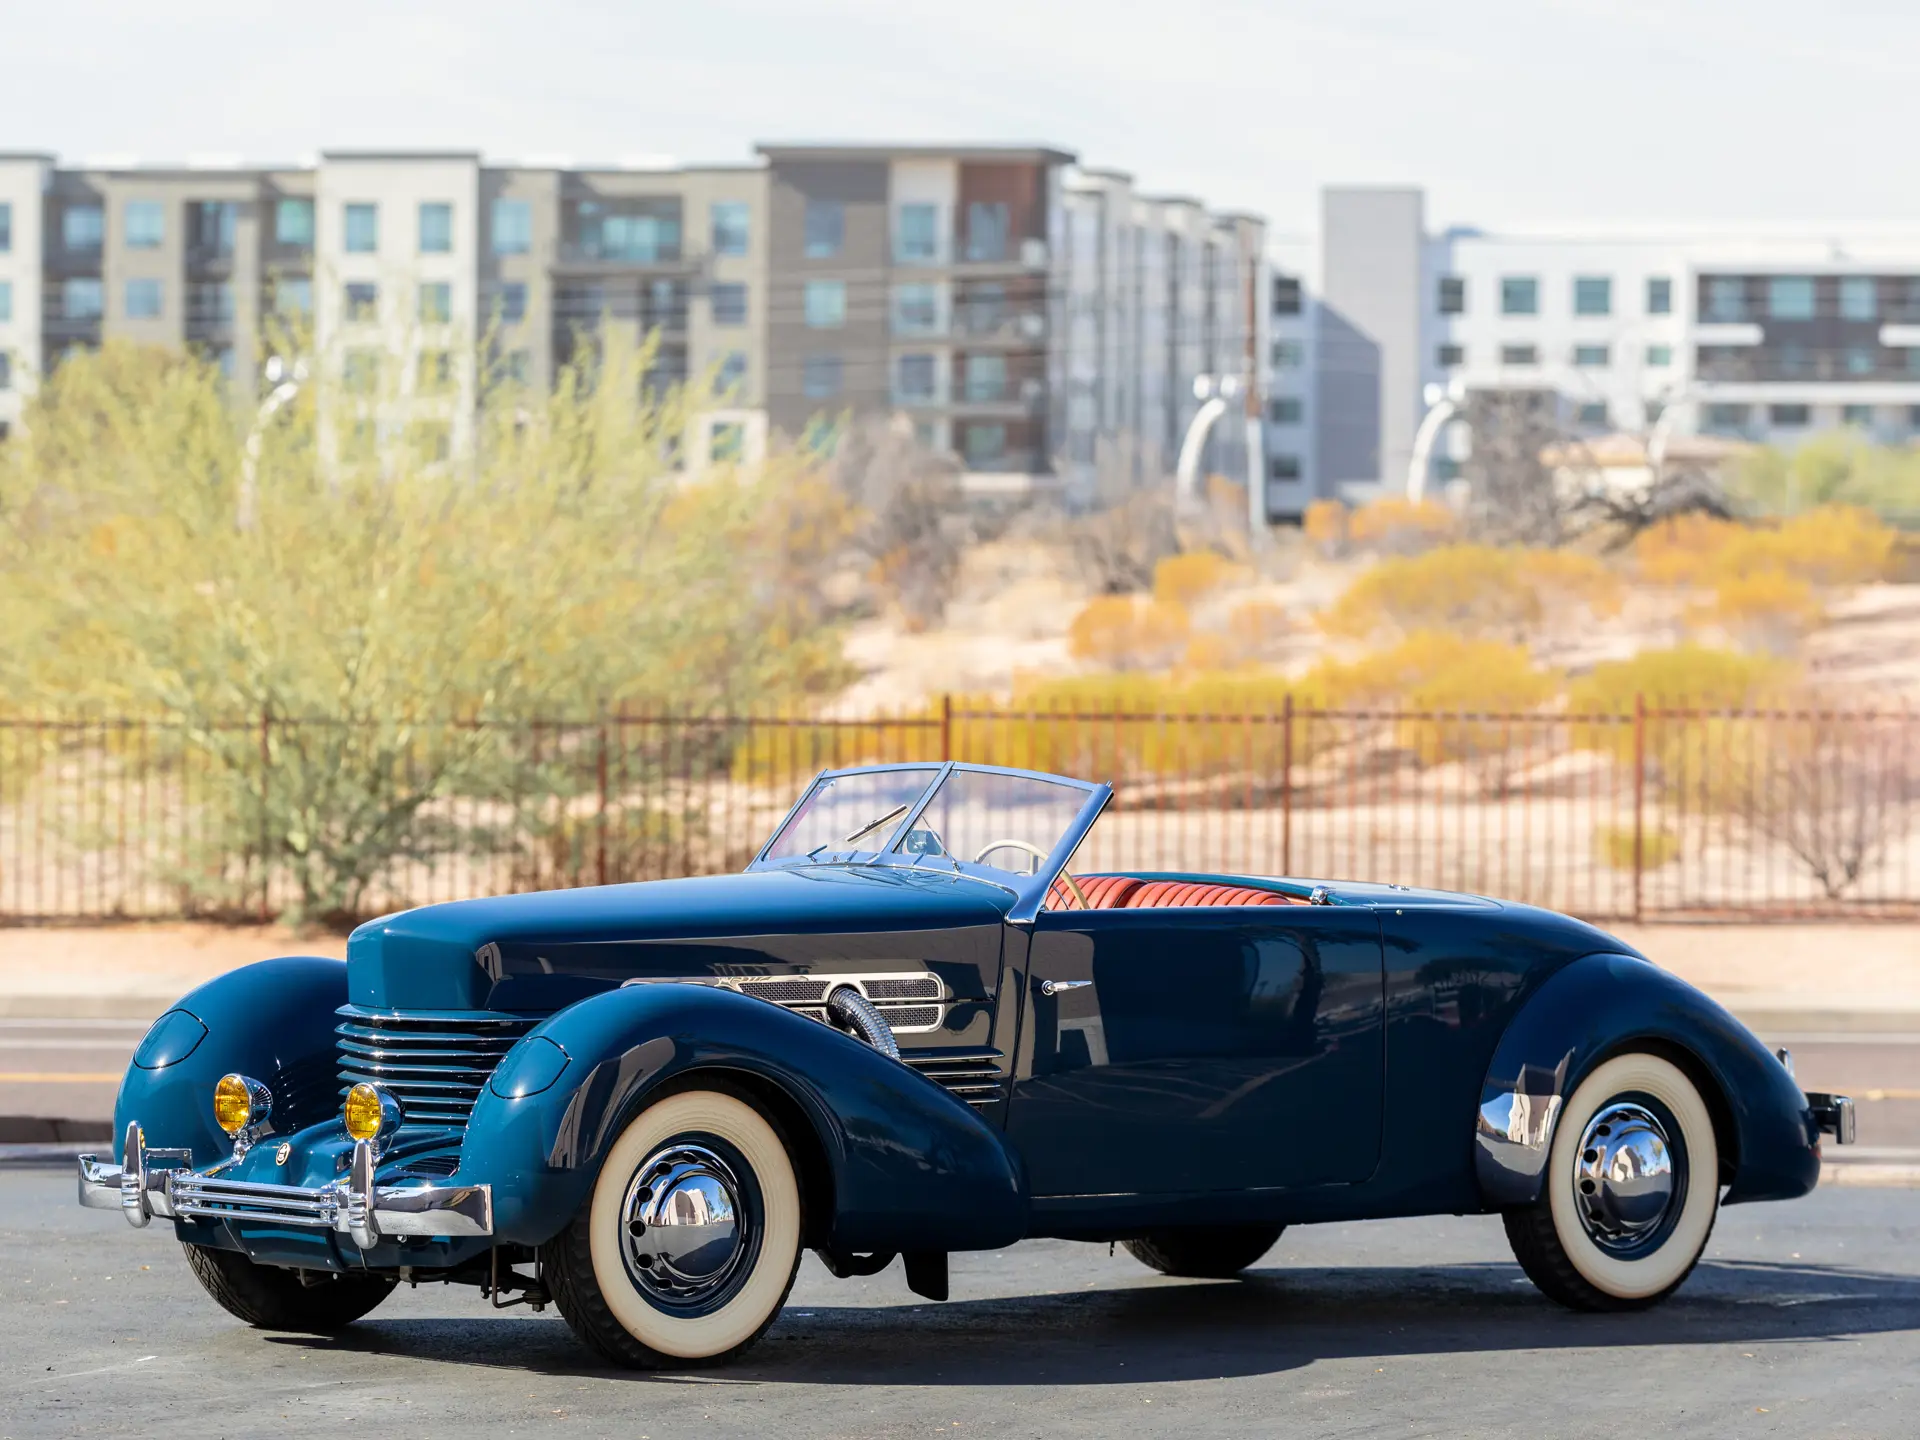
[1046,875,1306,909]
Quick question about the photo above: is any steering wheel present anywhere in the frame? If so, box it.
[972,839,1091,911]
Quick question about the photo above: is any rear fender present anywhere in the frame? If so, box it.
[464,983,1027,1253]
[1475,952,1819,1210]
[112,956,347,1169]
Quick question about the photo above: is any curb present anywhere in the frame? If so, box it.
[1822,1163,1920,1188]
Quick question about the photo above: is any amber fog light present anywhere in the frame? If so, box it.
[343,1082,401,1142]
[213,1073,272,1136]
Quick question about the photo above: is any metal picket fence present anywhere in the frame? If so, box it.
[0,698,1914,924]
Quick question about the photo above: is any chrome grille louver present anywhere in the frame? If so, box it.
[729,972,947,1034]
[901,1049,1007,1107]
[335,1006,536,1135]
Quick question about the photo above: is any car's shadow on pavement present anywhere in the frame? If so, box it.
[268,1257,1920,1385]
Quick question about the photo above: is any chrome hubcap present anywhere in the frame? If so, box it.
[621,1143,750,1303]
[1573,1102,1679,1252]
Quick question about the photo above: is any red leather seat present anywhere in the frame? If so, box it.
[1046,875,1306,909]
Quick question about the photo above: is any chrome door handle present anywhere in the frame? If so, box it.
[1040,979,1092,997]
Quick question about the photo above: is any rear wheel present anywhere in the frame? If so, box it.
[1504,1052,1719,1312]
[1123,1224,1285,1278]
[182,1243,396,1331]
[543,1087,804,1369]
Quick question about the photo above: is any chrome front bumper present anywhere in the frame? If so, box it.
[1807,1092,1857,1146]
[79,1123,491,1248]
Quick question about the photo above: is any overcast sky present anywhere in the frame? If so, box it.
[8,0,1920,240]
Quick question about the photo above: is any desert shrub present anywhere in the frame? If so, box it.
[1568,644,1792,716]
[1631,513,1745,587]
[1066,595,1191,671]
[1595,825,1681,871]
[1691,571,1824,653]
[1152,550,1249,609]
[1318,545,1541,640]
[1303,498,1348,557]
[1514,548,1624,622]
[1718,505,1895,589]
[1347,496,1458,555]
[1733,432,1920,516]
[1210,599,1296,668]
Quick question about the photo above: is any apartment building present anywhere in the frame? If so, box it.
[1302,185,1920,501]
[0,143,1265,496]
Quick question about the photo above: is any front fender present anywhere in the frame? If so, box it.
[1475,952,1819,1210]
[113,956,346,1168]
[464,983,1028,1253]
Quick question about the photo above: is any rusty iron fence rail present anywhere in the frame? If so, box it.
[0,698,1913,924]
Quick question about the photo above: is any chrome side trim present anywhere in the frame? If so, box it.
[79,1127,493,1244]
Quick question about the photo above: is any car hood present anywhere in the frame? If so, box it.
[346,864,1014,1011]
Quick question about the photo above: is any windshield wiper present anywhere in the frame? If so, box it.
[841,803,911,848]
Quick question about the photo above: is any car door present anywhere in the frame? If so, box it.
[1008,905,1384,1198]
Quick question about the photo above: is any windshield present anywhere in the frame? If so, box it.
[889,769,1089,878]
[761,767,940,862]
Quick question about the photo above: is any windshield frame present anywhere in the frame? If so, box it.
[748,761,1111,922]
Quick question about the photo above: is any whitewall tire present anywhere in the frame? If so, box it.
[544,1087,804,1367]
[1504,1052,1719,1311]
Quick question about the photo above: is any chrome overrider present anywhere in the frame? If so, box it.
[78,1121,492,1246]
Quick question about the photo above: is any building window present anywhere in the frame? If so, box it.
[1647,276,1672,314]
[1573,344,1609,367]
[0,201,10,252]
[64,205,104,253]
[274,277,311,316]
[1576,401,1608,427]
[125,200,164,249]
[1435,343,1464,367]
[1704,277,1746,322]
[500,349,533,386]
[1909,404,1920,430]
[1645,343,1673,367]
[190,280,234,323]
[1841,276,1878,321]
[963,421,1008,466]
[495,281,527,324]
[964,353,1007,402]
[1843,404,1875,426]
[275,198,314,247]
[0,352,10,391]
[895,353,937,402]
[804,279,846,328]
[419,281,452,324]
[1769,276,1816,320]
[1769,403,1811,427]
[711,282,748,326]
[64,277,104,320]
[419,202,453,255]
[964,202,1010,262]
[716,351,747,393]
[1269,454,1302,481]
[1500,343,1537,365]
[1500,276,1538,315]
[1437,276,1466,315]
[1573,276,1611,316]
[1846,346,1876,376]
[0,280,10,323]
[710,421,746,464]
[1273,276,1304,315]
[345,281,379,321]
[1270,339,1304,368]
[804,200,844,259]
[711,201,750,258]
[342,349,380,394]
[344,203,378,254]
[1268,397,1304,424]
[492,199,532,256]
[802,353,842,399]
[892,282,940,335]
[895,203,939,263]
[417,350,454,393]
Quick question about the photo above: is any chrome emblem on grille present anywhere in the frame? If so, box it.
[274,1142,292,1165]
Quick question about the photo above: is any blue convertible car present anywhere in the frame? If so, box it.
[81,762,1854,1366]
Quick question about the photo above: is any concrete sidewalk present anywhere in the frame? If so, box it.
[2,919,1913,1032]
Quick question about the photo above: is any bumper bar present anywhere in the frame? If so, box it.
[79,1122,491,1247]
[1807,1091,1856,1146]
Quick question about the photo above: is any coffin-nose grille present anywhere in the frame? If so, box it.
[335,1005,537,1133]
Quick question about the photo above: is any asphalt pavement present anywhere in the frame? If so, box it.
[3,1166,1917,1439]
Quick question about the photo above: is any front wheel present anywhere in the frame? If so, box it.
[543,1087,804,1368]
[183,1244,396,1331]
[1504,1051,1720,1312]
[1123,1224,1285,1278]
